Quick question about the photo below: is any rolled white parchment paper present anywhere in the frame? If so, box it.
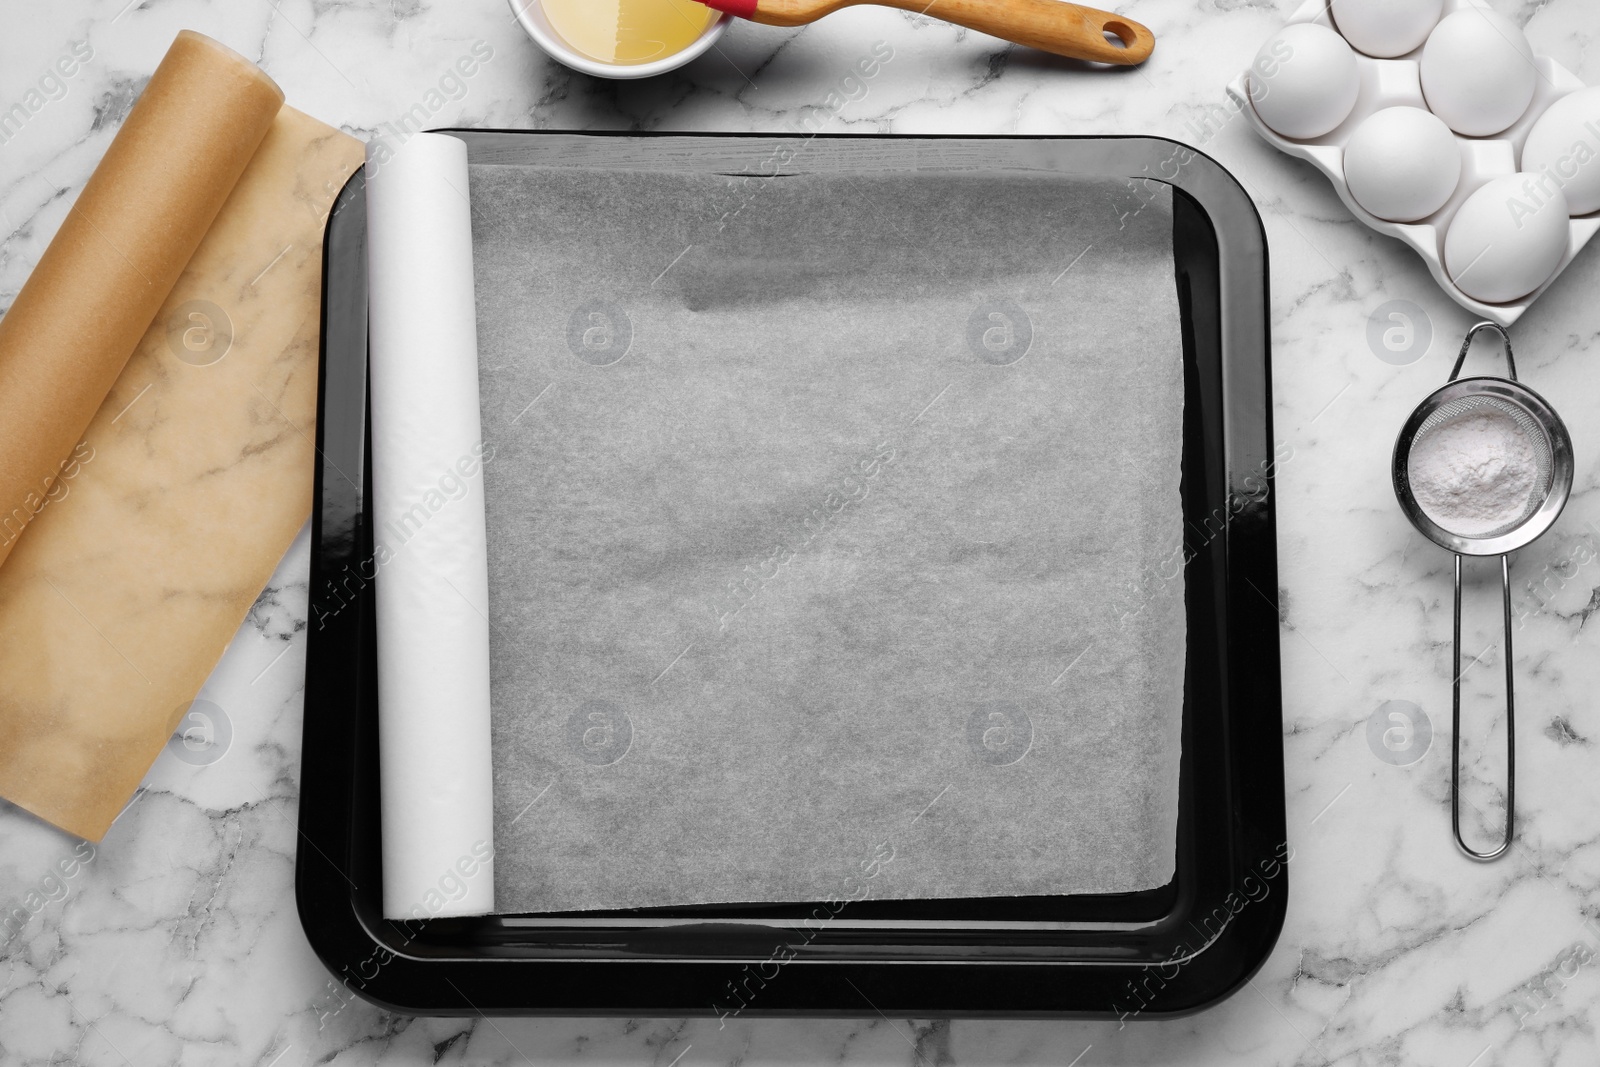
[366,133,496,919]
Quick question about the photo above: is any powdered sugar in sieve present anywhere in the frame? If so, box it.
[1405,395,1552,540]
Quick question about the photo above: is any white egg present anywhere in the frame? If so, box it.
[1444,175,1569,304]
[1247,23,1360,140]
[1420,10,1537,137]
[1330,0,1442,58]
[1343,107,1460,222]
[1520,86,1600,216]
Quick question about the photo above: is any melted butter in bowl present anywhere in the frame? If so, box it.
[542,0,718,65]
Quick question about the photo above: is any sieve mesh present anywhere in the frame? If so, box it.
[1406,395,1553,541]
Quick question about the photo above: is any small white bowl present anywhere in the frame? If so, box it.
[507,0,731,79]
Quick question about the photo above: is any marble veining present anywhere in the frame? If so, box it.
[3,0,1600,1063]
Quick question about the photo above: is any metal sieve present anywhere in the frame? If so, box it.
[1391,322,1574,861]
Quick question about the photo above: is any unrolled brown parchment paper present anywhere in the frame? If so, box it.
[0,37,363,840]
[469,164,1187,911]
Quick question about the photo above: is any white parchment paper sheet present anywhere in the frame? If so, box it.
[467,163,1185,912]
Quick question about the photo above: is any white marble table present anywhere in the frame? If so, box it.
[3,1,1599,1063]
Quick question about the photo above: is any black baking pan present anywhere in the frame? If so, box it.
[296,132,1284,1018]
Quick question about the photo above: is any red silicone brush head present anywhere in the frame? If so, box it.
[700,0,758,16]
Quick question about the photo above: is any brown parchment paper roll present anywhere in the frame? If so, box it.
[0,106,363,840]
[0,31,282,569]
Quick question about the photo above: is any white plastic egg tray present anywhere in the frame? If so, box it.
[1225,0,1598,327]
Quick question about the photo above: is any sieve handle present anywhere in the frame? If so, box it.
[1449,322,1517,383]
[1451,553,1515,861]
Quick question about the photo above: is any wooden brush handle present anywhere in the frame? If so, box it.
[717,0,1155,66]
[888,0,1153,64]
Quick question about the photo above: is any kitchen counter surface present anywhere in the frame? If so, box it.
[3,1,1599,1064]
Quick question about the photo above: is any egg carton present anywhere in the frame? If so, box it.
[1225,0,1597,327]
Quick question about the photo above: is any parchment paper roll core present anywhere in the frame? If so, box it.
[0,31,283,567]
[366,134,497,919]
